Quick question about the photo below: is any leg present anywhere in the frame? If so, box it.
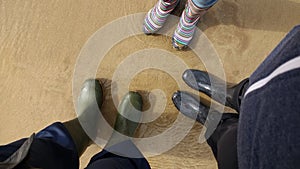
[0,79,103,169]
[143,0,179,34]
[86,92,151,169]
[172,91,238,169]
[63,118,91,157]
[0,122,80,169]
[172,0,219,49]
[207,115,238,169]
[28,122,80,169]
[61,79,103,156]
[238,25,300,169]
[192,0,219,9]
[248,25,300,84]
[86,141,150,169]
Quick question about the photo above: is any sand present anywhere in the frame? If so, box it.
[0,0,299,168]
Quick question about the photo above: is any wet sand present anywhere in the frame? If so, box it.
[0,0,299,168]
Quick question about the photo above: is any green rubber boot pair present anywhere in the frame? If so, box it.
[77,79,143,140]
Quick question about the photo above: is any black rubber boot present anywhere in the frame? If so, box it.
[182,69,249,112]
[172,91,238,126]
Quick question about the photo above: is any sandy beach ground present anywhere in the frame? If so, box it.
[0,0,299,168]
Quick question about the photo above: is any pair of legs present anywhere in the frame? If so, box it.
[172,69,247,169]
[0,80,150,169]
[143,0,218,50]
[172,25,300,169]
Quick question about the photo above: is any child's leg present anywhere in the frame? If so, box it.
[143,0,179,34]
[192,0,219,9]
[172,0,218,49]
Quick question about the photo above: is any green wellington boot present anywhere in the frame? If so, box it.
[77,79,103,117]
[115,91,143,137]
[64,79,103,156]
[106,91,143,147]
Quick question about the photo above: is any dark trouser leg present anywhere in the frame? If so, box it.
[86,151,150,169]
[29,122,80,169]
[207,114,239,169]
[0,122,80,169]
[87,157,141,169]
[249,25,300,83]
[86,140,151,169]
[237,26,300,169]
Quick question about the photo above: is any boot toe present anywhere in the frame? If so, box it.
[172,91,207,125]
[182,69,212,94]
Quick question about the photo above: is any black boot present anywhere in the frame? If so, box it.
[172,91,238,126]
[182,69,249,112]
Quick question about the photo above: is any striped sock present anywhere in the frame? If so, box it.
[172,0,208,49]
[143,0,179,34]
